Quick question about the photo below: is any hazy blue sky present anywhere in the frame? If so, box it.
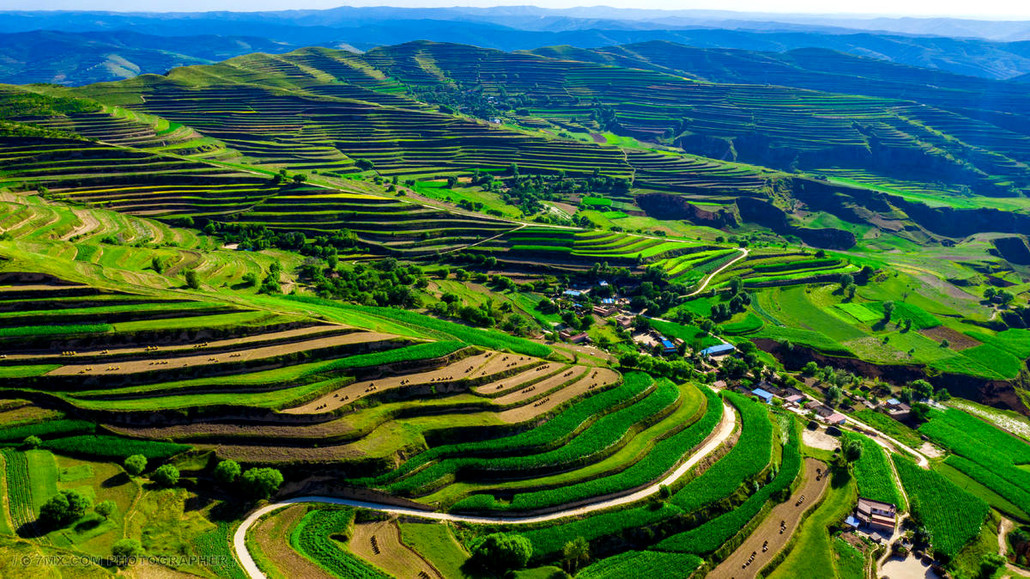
[2,0,1028,19]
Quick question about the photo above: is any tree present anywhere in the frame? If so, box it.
[152,464,180,487]
[845,283,857,300]
[839,273,854,291]
[840,437,863,466]
[801,361,819,376]
[22,435,41,449]
[214,459,241,485]
[39,490,91,527]
[935,388,952,402]
[184,269,201,290]
[909,402,931,424]
[95,500,115,519]
[910,379,934,401]
[730,276,744,295]
[561,537,590,575]
[469,533,532,574]
[124,454,147,476]
[242,467,283,499]
[111,538,144,567]
[979,553,1006,578]
[151,256,164,274]
[825,385,843,408]
[882,301,895,321]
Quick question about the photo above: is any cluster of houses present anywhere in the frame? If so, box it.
[730,381,850,427]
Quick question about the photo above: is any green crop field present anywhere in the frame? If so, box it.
[894,456,990,560]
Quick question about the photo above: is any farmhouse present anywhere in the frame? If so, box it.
[615,314,635,328]
[700,343,735,358]
[751,388,774,404]
[824,412,848,426]
[855,497,897,533]
[593,303,619,317]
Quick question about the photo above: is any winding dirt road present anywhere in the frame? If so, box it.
[232,400,737,579]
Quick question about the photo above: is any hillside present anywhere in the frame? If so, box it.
[0,34,1028,579]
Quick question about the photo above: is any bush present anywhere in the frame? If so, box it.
[111,538,144,566]
[214,459,241,485]
[95,500,115,519]
[39,490,91,527]
[152,464,180,487]
[22,435,41,449]
[469,533,533,573]
[123,454,147,476]
[185,269,201,290]
[243,467,283,499]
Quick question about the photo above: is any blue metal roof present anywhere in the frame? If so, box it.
[661,339,676,349]
[845,516,861,528]
[700,343,735,356]
[752,388,774,400]
[887,398,901,405]
[563,290,582,297]
[601,298,615,305]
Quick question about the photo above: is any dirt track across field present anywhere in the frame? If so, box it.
[708,458,830,579]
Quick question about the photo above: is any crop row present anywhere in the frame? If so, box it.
[578,550,703,579]
[893,456,989,560]
[0,419,97,443]
[42,435,190,461]
[453,385,723,512]
[655,418,801,554]
[919,408,1030,514]
[671,391,773,513]
[287,296,552,358]
[356,373,655,487]
[387,379,682,495]
[844,432,905,508]
[1,449,34,528]
[291,508,389,579]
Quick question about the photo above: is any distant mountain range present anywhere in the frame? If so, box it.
[2,6,1030,85]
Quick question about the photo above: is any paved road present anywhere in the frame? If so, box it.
[686,248,749,297]
[709,458,830,579]
[233,401,737,579]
